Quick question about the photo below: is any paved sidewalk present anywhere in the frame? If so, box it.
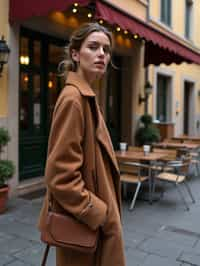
[1,174,200,266]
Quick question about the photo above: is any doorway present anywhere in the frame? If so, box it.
[106,56,122,149]
[156,74,172,122]
[183,81,194,135]
[19,28,66,180]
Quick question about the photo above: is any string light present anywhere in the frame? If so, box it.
[24,56,30,65]
[20,56,25,64]
[48,81,53,88]
[72,8,78,13]
[116,26,121,32]
[69,5,139,45]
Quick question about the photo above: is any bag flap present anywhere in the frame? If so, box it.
[48,212,98,248]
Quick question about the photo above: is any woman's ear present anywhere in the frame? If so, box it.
[71,49,80,63]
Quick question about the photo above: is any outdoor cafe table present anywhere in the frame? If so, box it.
[172,136,200,142]
[115,150,168,203]
[115,150,167,163]
[153,142,200,150]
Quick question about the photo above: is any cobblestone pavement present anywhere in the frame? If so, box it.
[1,173,200,266]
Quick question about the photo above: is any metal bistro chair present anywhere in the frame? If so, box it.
[182,141,200,177]
[150,148,177,174]
[120,162,151,210]
[155,158,195,210]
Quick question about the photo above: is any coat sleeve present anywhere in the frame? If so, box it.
[45,94,107,231]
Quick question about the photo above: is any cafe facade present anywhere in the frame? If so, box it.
[1,0,200,194]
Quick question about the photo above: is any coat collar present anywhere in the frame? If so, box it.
[65,71,96,97]
[66,71,119,175]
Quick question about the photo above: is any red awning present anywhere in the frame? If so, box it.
[95,1,200,66]
[9,0,90,23]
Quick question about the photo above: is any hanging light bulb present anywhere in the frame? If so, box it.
[20,55,30,65]
[20,55,25,65]
[72,8,78,13]
[133,34,139,39]
[74,3,78,7]
[24,75,29,82]
[116,26,121,32]
[124,30,128,35]
[24,56,30,65]
[99,19,104,24]
[48,80,53,88]
[87,13,92,18]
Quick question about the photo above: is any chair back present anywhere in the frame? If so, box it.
[191,140,200,144]
[128,146,143,152]
[183,140,193,144]
[177,158,191,175]
[119,163,138,174]
[153,148,177,160]
[119,161,150,178]
[164,138,181,143]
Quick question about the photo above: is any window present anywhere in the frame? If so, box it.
[185,0,193,40]
[156,74,172,122]
[160,0,171,26]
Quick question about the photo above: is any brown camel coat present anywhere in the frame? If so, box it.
[38,71,126,266]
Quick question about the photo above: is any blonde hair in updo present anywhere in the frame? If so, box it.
[58,22,113,79]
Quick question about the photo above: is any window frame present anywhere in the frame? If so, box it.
[185,0,193,40]
[155,73,173,123]
[160,0,172,27]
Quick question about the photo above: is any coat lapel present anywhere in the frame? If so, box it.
[94,101,120,174]
[66,72,120,175]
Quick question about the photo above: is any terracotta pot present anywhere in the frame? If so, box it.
[0,185,9,214]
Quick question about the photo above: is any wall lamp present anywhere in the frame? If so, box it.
[0,36,10,77]
[139,81,153,104]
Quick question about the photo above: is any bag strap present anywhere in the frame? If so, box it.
[41,245,50,266]
[41,84,97,266]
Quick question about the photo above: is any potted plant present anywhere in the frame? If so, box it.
[135,114,160,146]
[0,127,15,213]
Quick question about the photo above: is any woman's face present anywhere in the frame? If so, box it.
[72,31,111,81]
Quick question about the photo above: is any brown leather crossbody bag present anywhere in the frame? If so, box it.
[41,207,98,252]
[40,88,99,265]
[40,194,99,266]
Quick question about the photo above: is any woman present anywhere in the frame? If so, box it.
[38,22,126,266]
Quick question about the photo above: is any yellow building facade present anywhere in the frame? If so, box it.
[147,0,200,136]
[0,0,9,117]
[1,0,200,194]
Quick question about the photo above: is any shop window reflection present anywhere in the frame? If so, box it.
[48,44,63,65]
[33,74,41,129]
[47,72,64,125]
[20,72,29,130]
[20,37,30,65]
[33,40,41,66]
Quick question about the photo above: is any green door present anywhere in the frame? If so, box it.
[19,28,65,180]
[106,55,122,149]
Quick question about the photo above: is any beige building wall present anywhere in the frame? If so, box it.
[0,0,9,117]
[148,0,200,136]
[0,0,19,195]
[193,0,200,47]
[106,0,148,20]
